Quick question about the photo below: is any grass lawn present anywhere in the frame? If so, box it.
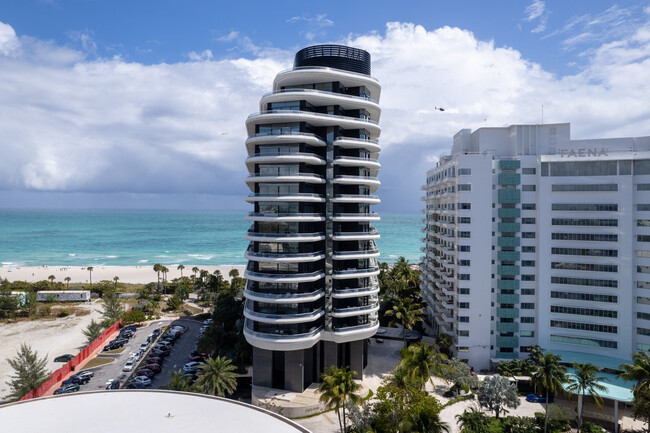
[84,357,115,369]
[102,347,126,355]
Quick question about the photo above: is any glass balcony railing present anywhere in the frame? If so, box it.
[262,88,378,104]
[248,110,379,125]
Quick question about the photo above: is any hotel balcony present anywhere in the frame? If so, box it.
[333,136,381,153]
[260,89,381,120]
[332,175,381,191]
[245,172,326,185]
[244,269,325,284]
[245,131,326,153]
[332,285,380,298]
[244,250,325,263]
[245,212,325,223]
[332,266,380,280]
[245,193,325,203]
[245,152,325,167]
[332,212,380,222]
[329,320,380,342]
[331,194,381,205]
[332,248,380,260]
[331,303,380,318]
[246,110,380,138]
[332,228,380,241]
[244,318,323,351]
[333,156,381,174]
[244,302,325,325]
[245,230,325,243]
[244,288,325,304]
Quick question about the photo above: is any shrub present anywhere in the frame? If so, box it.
[57,309,69,318]
[121,309,146,325]
[534,406,571,433]
[581,421,604,433]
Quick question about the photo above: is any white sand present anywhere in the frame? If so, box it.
[0,265,246,284]
[0,302,103,398]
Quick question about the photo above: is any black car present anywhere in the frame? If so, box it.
[110,338,129,346]
[105,379,120,390]
[54,383,80,394]
[76,370,94,381]
[62,374,89,386]
[152,328,161,336]
[149,349,167,358]
[54,354,75,362]
[120,330,135,339]
[103,342,124,351]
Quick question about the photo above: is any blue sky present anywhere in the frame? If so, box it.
[0,1,649,211]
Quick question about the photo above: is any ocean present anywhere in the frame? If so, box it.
[0,210,422,267]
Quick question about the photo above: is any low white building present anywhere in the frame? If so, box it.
[36,290,90,302]
[421,123,650,370]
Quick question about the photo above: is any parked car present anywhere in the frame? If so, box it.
[182,361,205,373]
[203,319,213,325]
[187,355,205,363]
[139,343,149,351]
[189,350,207,359]
[120,330,135,339]
[152,328,162,336]
[132,376,152,387]
[147,356,163,365]
[136,368,156,378]
[54,383,80,394]
[62,373,89,386]
[54,354,75,362]
[103,341,125,351]
[125,382,145,389]
[105,379,120,390]
[146,334,155,343]
[182,372,198,382]
[152,346,171,355]
[526,393,554,403]
[131,350,144,361]
[149,349,167,358]
[145,363,162,373]
[123,359,136,372]
[77,370,94,380]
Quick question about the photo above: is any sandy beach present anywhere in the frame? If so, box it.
[0,265,246,284]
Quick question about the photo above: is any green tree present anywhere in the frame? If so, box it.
[385,297,423,347]
[4,343,50,402]
[0,287,19,318]
[121,309,146,324]
[319,366,363,433]
[229,268,239,278]
[436,333,454,356]
[177,264,185,278]
[566,362,608,433]
[399,343,452,391]
[166,294,182,311]
[100,292,123,324]
[456,408,489,433]
[82,319,104,345]
[153,263,162,290]
[528,345,544,366]
[444,357,480,393]
[167,370,196,392]
[47,275,55,288]
[532,352,568,433]
[477,374,521,419]
[400,393,449,433]
[112,276,119,291]
[87,266,94,286]
[192,266,200,279]
[64,277,71,289]
[619,352,650,432]
[195,356,237,397]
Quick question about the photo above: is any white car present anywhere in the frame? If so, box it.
[170,326,185,334]
[123,360,135,372]
[202,319,213,325]
[139,343,149,351]
[132,376,151,387]
[182,361,205,373]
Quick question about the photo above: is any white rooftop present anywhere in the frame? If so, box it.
[0,390,310,433]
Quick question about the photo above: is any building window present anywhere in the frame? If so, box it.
[458,330,469,337]
[551,320,617,334]
[459,184,471,191]
[552,203,618,212]
[522,203,536,210]
[637,281,650,289]
[638,312,650,320]
[639,235,650,243]
[459,302,470,309]
[552,218,618,227]
[522,246,536,253]
[551,291,617,303]
[522,260,536,267]
[460,203,471,210]
[459,274,470,280]
[551,233,617,242]
[552,247,618,257]
[552,184,618,192]
[459,168,471,175]
[459,316,470,323]
[459,245,471,252]
[551,276,617,288]
[638,184,650,191]
[459,260,470,266]
[521,317,535,323]
[550,334,617,349]
[521,274,536,281]
[522,168,536,175]
[521,289,535,295]
[459,231,471,238]
[549,161,618,177]
[522,218,536,224]
[459,217,471,224]
[550,305,617,318]
[639,204,650,211]
[522,232,536,238]
[459,288,470,295]
[522,185,536,191]
[520,330,534,337]
[638,220,650,227]
[521,303,535,309]
[551,262,618,273]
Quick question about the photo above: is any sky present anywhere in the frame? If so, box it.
[0,0,649,212]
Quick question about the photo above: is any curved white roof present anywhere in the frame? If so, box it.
[0,390,310,433]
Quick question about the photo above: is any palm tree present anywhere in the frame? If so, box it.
[161,266,169,283]
[87,266,94,286]
[436,333,453,356]
[177,264,185,278]
[195,356,237,397]
[153,263,162,289]
[528,344,544,365]
[456,408,488,433]
[401,401,450,433]
[619,352,650,432]
[113,276,119,291]
[399,343,452,392]
[532,352,568,433]
[167,370,195,392]
[64,276,71,289]
[192,266,200,279]
[318,366,363,433]
[48,275,55,288]
[566,362,608,433]
[385,297,423,347]
[229,268,239,278]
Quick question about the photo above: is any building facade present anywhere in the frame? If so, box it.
[421,123,650,370]
[244,45,382,392]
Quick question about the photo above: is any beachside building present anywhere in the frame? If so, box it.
[36,290,90,302]
[243,44,382,393]
[420,123,650,371]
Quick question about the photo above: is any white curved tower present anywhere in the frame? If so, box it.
[244,45,382,392]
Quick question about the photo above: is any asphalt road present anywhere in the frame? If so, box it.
[149,318,203,388]
[77,320,170,391]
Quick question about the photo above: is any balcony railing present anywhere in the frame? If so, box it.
[262,88,378,104]
[248,110,379,125]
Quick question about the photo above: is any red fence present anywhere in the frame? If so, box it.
[20,320,122,401]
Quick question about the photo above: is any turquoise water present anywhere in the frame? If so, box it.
[0,210,422,267]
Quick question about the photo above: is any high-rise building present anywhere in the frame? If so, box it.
[421,123,650,370]
[244,45,382,392]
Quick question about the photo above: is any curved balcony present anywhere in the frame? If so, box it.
[244,303,325,325]
[246,110,380,138]
[332,249,380,260]
[333,156,381,175]
[324,320,379,343]
[244,318,323,351]
[245,250,325,263]
[244,288,325,304]
[245,152,325,167]
[331,194,381,205]
[334,137,381,153]
[331,285,380,299]
[245,212,325,223]
[273,67,381,101]
[245,230,325,243]
[260,89,380,120]
[245,173,325,185]
[332,228,380,241]
[332,266,380,280]
[245,131,326,153]
[331,304,379,318]
[245,193,325,203]
[332,175,381,191]
[244,269,325,284]
[332,212,380,222]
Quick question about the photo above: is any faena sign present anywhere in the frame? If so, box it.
[558,148,608,158]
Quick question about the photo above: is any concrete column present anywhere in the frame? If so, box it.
[323,341,338,371]
[614,400,618,433]
[349,340,364,379]
[284,350,305,392]
[252,347,272,388]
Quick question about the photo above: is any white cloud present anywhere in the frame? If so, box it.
[0,21,20,56]
[524,0,548,33]
[217,31,239,42]
[0,18,649,211]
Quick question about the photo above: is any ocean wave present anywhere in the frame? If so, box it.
[106,255,118,259]
[68,254,76,257]
[187,254,214,260]
[138,260,149,263]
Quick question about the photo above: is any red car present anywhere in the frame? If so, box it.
[145,364,161,373]
[147,357,163,365]
[187,355,205,363]
[136,368,156,378]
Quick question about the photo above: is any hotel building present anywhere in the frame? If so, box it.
[421,123,650,370]
[243,45,382,392]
